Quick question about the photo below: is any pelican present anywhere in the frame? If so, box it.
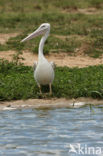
[21,23,55,94]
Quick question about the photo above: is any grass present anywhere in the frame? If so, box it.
[0,0,103,101]
[0,0,103,13]
[0,59,103,101]
[0,0,103,57]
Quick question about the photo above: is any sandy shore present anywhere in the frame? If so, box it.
[0,97,103,110]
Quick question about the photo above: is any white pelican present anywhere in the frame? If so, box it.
[21,23,55,94]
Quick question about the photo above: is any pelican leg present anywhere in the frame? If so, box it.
[49,84,52,95]
[38,84,42,94]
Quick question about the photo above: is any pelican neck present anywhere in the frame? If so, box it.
[38,31,49,61]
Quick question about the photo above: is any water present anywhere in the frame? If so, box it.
[0,105,103,156]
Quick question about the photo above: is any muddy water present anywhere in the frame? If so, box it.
[0,105,103,156]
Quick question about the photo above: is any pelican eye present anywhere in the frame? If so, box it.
[42,25,45,28]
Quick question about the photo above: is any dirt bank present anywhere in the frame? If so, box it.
[0,33,103,68]
[0,98,103,110]
[1,50,103,68]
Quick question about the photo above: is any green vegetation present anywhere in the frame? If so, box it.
[0,0,103,56]
[0,0,103,101]
[0,59,103,101]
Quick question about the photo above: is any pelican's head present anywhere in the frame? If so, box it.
[21,23,50,43]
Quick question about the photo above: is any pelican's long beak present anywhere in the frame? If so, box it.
[21,27,46,43]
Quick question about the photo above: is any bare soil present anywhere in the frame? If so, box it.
[0,97,103,110]
[0,32,103,68]
[0,33,103,68]
[1,50,103,68]
[0,33,18,44]
[62,7,103,15]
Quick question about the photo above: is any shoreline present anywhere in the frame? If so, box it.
[0,97,103,110]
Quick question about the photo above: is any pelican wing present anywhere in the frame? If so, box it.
[33,61,38,70]
[50,61,56,69]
